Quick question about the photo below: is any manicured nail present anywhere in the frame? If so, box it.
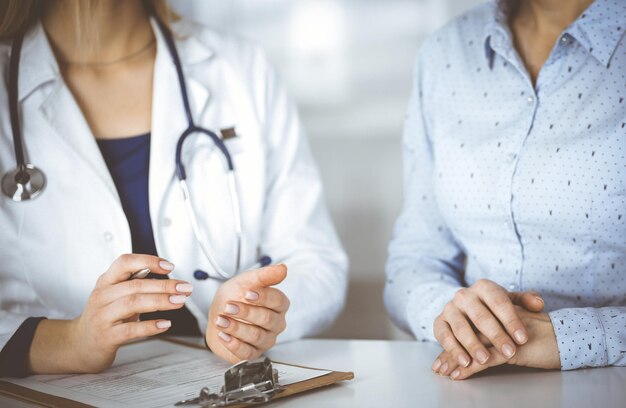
[440,362,449,375]
[215,316,230,328]
[502,343,515,358]
[514,329,527,343]
[450,369,461,380]
[156,320,171,329]
[169,295,187,304]
[176,283,194,293]
[224,303,239,315]
[218,331,232,342]
[476,350,489,364]
[458,355,470,367]
[245,291,259,301]
[160,260,175,271]
[432,359,442,371]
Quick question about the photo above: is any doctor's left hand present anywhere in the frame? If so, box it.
[205,264,289,364]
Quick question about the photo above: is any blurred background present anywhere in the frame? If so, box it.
[171,0,484,340]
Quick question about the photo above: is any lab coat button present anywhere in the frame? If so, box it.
[103,232,114,243]
[508,283,518,291]
[163,217,172,227]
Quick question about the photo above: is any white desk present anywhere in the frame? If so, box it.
[2,339,624,408]
[265,339,626,408]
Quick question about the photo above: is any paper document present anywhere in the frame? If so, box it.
[2,339,330,408]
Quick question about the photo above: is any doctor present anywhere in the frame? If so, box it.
[0,0,347,376]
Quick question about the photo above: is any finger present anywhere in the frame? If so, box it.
[216,331,261,362]
[478,285,528,346]
[99,254,175,285]
[107,293,188,322]
[241,287,289,313]
[236,264,287,289]
[434,351,455,376]
[434,316,469,371]
[110,319,172,344]
[98,279,193,304]
[223,302,285,333]
[215,316,274,350]
[450,346,508,380]
[509,291,544,312]
[446,308,489,366]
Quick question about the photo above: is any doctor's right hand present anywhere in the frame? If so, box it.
[28,254,193,374]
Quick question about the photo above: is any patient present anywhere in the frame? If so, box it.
[385,0,625,380]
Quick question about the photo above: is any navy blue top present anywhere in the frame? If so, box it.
[97,134,157,255]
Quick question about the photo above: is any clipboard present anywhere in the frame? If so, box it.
[0,337,354,407]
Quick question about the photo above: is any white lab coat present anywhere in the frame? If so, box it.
[0,19,348,351]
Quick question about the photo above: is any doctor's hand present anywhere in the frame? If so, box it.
[432,306,560,380]
[433,279,545,371]
[29,254,194,374]
[205,264,289,364]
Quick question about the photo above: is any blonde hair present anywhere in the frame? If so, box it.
[0,0,176,41]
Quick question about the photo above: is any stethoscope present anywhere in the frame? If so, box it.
[1,19,271,280]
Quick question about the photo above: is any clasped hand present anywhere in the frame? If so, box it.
[432,279,560,380]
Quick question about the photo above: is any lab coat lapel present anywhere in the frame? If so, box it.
[24,23,120,200]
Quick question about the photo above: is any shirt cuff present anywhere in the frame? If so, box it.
[406,284,460,342]
[0,317,46,378]
[549,308,606,370]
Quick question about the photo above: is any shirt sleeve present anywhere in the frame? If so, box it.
[549,307,626,370]
[254,48,349,342]
[384,51,466,341]
[0,317,46,378]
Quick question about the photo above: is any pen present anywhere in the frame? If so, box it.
[129,268,151,280]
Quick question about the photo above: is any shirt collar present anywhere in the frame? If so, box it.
[565,0,626,68]
[483,0,626,69]
[17,17,214,102]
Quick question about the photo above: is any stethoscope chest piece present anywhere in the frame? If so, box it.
[1,164,46,202]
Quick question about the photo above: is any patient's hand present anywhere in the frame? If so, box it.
[433,279,545,370]
[205,264,289,364]
[432,306,560,380]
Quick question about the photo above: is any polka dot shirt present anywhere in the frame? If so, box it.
[385,0,625,370]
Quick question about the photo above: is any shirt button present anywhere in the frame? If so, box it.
[526,96,535,104]
[103,231,114,243]
[508,283,518,291]
[560,36,568,43]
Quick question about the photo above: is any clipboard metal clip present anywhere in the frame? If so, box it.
[175,357,285,407]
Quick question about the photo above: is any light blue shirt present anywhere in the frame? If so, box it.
[385,0,625,370]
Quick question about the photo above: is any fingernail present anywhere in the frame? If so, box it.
[450,369,461,380]
[156,320,171,329]
[224,303,239,315]
[215,316,230,328]
[514,329,528,343]
[160,260,175,271]
[440,362,449,374]
[176,283,194,293]
[502,343,515,358]
[458,355,470,367]
[432,359,442,371]
[534,295,544,304]
[218,331,232,342]
[245,291,259,301]
[476,350,489,364]
[169,295,187,304]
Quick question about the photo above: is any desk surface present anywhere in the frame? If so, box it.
[2,339,624,408]
[265,339,625,408]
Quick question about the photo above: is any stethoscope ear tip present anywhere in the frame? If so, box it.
[193,270,210,280]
